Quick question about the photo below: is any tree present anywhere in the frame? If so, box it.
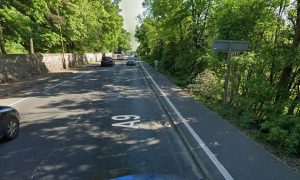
[0,0,131,54]
[136,0,300,154]
[276,0,300,104]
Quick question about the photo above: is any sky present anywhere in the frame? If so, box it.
[119,0,144,50]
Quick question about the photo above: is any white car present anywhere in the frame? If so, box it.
[114,54,124,60]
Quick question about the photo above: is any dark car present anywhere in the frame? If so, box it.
[101,57,115,67]
[0,106,20,141]
[126,57,136,66]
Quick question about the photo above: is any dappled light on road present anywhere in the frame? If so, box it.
[0,64,200,179]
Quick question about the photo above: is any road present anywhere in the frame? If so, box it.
[0,61,203,180]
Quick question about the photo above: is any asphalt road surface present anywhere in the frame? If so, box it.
[0,61,203,180]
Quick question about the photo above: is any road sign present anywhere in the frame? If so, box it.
[213,40,249,52]
[212,40,249,106]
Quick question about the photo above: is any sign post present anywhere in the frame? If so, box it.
[213,40,249,106]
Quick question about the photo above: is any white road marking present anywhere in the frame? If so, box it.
[8,97,30,106]
[112,120,140,129]
[44,81,67,91]
[5,73,85,107]
[111,115,141,129]
[111,115,140,121]
[72,75,83,79]
[140,62,234,180]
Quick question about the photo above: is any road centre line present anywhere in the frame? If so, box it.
[45,72,90,91]
[72,74,83,79]
[140,62,234,180]
[8,97,30,106]
[44,81,67,91]
[6,73,86,107]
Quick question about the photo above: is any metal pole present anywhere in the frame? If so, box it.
[223,41,232,106]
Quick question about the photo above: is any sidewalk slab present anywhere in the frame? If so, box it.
[141,62,300,180]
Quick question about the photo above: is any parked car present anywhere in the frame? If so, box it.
[0,106,20,141]
[126,57,136,66]
[101,57,115,67]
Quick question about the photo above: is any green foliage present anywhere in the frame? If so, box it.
[261,116,300,155]
[5,41,27,54]
[188,69,222,100]
[137,0,300,155]
[0,0,131,54]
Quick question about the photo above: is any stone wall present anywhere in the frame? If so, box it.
[0,53,102,84]
[40,53,102,71]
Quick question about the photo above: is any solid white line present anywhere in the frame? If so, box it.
[72,75,82,79]
[47,72,86,90]
[6,73,83,107]
[140,62,234,180]
[8,97,29,106]
[44,81,67,91]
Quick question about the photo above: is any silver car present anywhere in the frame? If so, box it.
[126,57,136,66]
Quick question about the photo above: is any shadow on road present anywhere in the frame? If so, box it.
[0,64,182,179]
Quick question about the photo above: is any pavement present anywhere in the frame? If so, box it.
[139,61,300,180]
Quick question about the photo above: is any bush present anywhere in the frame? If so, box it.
[261,116,300,155]
[188,69,223,100]
[238,111,258,129]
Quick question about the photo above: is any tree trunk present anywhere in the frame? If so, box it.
[179,22,184,43]
[288,93,299,115]
[190,0,198,49]
[229,64,238,104]
[0,27,7,54]
[29,37,34,54]
[276,0,300,103]
[198,0,211,48]
[276,66,293,101]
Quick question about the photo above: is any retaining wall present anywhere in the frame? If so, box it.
[0,53,102,83]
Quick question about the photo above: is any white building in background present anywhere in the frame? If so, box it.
[119,0,143,50]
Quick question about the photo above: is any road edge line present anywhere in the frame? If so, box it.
[139,61,234,180]
[138,66,207,179]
